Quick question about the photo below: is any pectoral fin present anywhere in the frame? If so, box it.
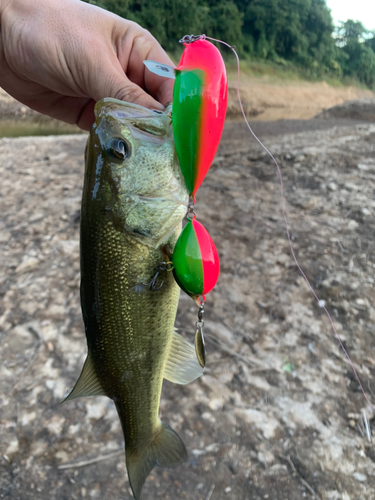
[62,352,106,402]
[164,331,204,384]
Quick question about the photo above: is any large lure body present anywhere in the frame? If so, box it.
[173,38,228,198]
[65,99,203,500]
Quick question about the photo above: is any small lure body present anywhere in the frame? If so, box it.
[172,218,220,298]
[172,39,228,198]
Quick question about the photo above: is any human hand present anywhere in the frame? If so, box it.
[0,0,174,130]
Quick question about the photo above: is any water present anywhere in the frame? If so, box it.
[0,120,84,138]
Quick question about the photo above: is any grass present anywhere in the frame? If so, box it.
[170,44,373,90]
[226,58,305,82]
[223,56,372,90]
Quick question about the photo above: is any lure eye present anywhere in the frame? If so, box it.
[107,138,130,160]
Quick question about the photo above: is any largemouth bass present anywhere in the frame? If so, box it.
[65,98,204,499]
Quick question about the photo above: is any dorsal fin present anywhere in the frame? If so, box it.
[62,352,107,402]
[164,331,204,385]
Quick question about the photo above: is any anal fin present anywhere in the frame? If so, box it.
[62,352,106,402]
[164,330,204,385]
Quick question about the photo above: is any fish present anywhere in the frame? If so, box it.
[64,98,204,499]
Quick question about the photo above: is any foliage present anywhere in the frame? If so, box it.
[365,32,375,53]
[335,21,375,89]
[81,0,375,89]
[335,20,368,44]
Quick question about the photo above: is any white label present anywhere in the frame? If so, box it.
[143,60,176,79]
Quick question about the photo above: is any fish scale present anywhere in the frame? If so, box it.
[82,218,179,411]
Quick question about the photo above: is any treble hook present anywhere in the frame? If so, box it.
[141,269,164,292]
[140,262,173,292]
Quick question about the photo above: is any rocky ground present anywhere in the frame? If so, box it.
[1,102,375,500]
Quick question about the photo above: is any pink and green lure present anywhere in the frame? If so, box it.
[143,37,226,299]
[170,37,227,298]
[172,218,220,297]
[172,39,228,198]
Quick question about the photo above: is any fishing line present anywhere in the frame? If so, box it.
[203,34,375,410]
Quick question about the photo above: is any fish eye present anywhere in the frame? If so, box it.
[107,138,130,160]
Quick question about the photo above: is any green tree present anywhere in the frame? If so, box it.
[133,0,211,52]
[234,0,335,70]
[335,20,375,88]
[336,19,368,44]
[357,46,375,87]
[364,31,375,53]
[205,1,243,51]
[303,0,336,70]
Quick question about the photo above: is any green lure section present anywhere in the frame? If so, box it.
[173,70,204,195]
[172,218,204,296]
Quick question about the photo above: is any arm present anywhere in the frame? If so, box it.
[0,0,174,130]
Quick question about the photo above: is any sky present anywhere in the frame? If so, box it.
[326,0,375,32]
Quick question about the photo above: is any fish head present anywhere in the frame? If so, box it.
[85,98,189,248]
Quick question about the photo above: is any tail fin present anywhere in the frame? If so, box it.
[126,422,187,500]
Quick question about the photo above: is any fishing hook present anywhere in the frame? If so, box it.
[141,270,164,292]
[140,262,173,292]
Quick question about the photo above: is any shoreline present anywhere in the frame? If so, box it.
[1,79,374,137]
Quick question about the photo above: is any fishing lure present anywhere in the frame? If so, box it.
[172,217,220,298]
[172,36,228,198]
[144,35,227,367]
[171,36,226,308]
[144,36,228,199]
[145,35,226,300]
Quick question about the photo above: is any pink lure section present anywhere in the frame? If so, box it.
[192,219,220,295]
[177,40,228,197]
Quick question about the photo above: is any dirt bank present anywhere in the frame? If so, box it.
[1,113,375,499]
[226,78,374,120]
[316,98,375,121]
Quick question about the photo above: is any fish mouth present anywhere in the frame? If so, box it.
[94,97,174,141]
[95,98,166,121]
